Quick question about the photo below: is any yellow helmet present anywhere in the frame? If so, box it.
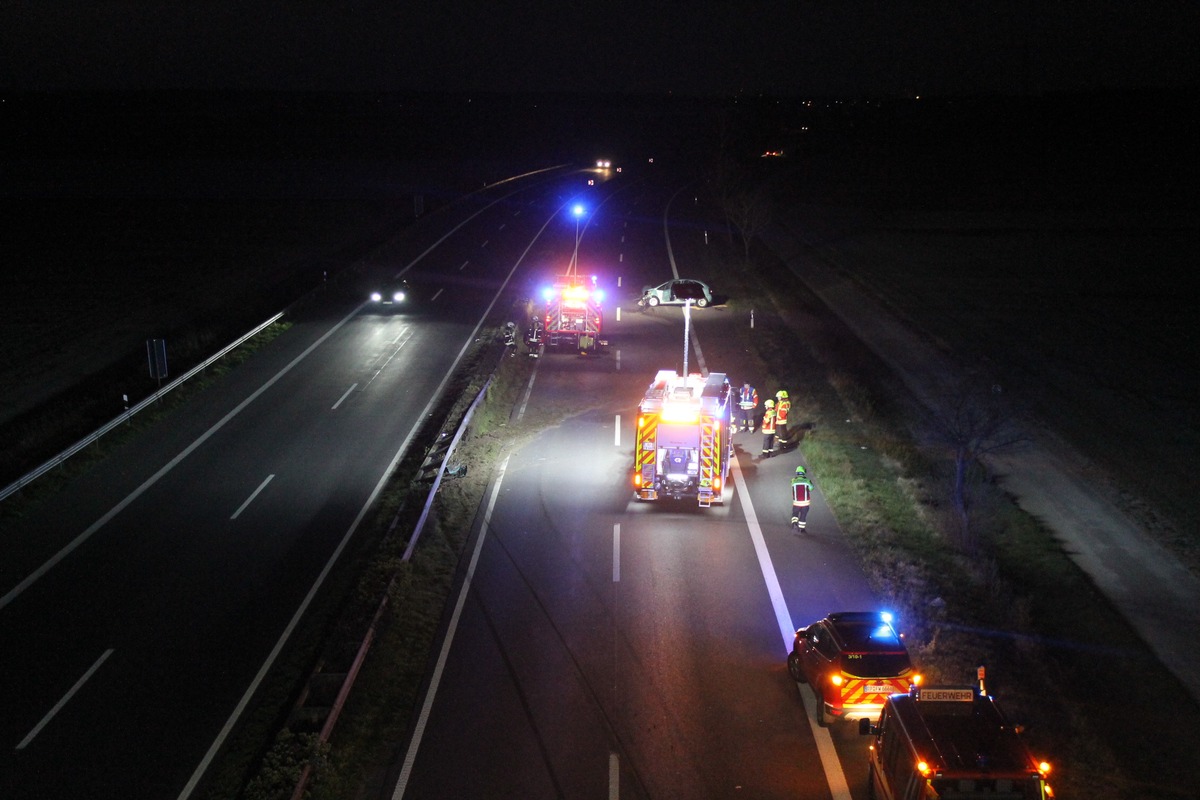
[776,390,789,399]
[765,399,775,407]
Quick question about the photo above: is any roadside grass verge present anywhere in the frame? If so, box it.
[671,194,1200,797]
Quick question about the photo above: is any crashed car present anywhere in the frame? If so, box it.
[639,279,713,308]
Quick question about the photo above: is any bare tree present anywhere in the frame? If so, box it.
[723,184,773,261]
[925,383,1025,551]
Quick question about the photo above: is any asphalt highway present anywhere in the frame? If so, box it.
[390,174,888,799]
[1,163,895,799]
[0,167,576,798]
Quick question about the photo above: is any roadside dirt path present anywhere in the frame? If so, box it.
[761,215,1200,706]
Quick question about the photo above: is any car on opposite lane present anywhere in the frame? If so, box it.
[788,611,920,726]
[367,280,411,311]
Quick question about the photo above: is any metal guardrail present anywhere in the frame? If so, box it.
[287,372,493,800]
[0,311,285,504]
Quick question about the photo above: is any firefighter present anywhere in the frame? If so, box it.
[738,382,760,432]
[760,399,777,456]
[774,390,791,444]
[791,465,813,531]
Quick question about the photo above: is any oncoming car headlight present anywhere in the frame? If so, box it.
[370,292,383,302]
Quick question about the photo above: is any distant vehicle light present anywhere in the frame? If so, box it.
[370,292,383,302]
[393,291,406,302]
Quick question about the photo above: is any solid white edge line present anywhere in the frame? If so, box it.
[608,751,620,799]
[390,455,511,799]
[230,474,275,520]
[730,455,851,800]
[613,523,621,583]
[0,304,364,613]
[431,287,444,302]
[515,360,540,422]
[331,382,358,410]
[614,414,621,448]
[17,648,114,750]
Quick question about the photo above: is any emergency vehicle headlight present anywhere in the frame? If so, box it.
[830,674,843,687]
[916,761,930,777]
[910,674,922,686]
[1038,761,1051,776]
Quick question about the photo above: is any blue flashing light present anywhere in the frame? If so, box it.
[541,286,555,302]
[592,289,606,303]
[880,611,894,624]
[572,203,585,218]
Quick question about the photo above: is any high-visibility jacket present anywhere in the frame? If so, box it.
[739,386,759,409]
[792,476,812,506]
[761,408,776,434]
[775,397,791,425]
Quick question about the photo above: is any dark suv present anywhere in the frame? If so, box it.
[787,611,919,726]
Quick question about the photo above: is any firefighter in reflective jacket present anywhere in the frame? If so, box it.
[761,399,777,456]
[738,382,759,432]
[791,466,813,531]
[774,390,791,443]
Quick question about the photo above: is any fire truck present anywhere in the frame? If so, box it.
[633,370,734,506]
[539,273,605,352]
[860,669,1054,800]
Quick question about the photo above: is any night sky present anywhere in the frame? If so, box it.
[3,1,1198,97]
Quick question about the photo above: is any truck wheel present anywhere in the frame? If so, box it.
[787,651,805,682]
[696,297,709,308]
[814,691,829,726]
[647,296,659,307]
